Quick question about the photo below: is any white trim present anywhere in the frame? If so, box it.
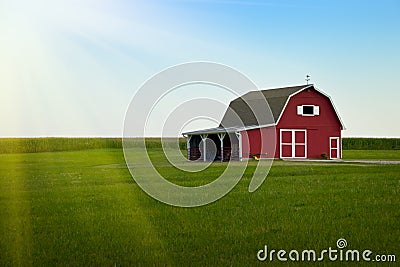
[314,105,320,115]
[217,133,226,162]
[187,135,192,159]
[236,132,242,161]
[297,105,303,115]
[280,129,307,159]
[275,85,313,124]
[200,134,208,161]
[329,137,340,159]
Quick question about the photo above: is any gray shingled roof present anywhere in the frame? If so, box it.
[219,84,311,127]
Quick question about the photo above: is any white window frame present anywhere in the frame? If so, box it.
[329,137,340,159]
[280,129,307,159]
[297,105,320,116]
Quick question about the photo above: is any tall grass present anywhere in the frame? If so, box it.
[0,138,187,154]
[342,138,400,150]
[0,138,122,154]
[0,137,398,154]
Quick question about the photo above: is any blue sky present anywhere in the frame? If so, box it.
[0,0,399,137]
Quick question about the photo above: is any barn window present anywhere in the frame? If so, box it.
[303,105,314,115]
[297,105,319,116]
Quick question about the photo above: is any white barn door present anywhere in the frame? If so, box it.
[280,129,307,159]
[329,137,340,159]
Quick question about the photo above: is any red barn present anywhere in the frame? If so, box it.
[183,84,345,160]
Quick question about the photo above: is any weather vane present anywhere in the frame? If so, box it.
[305,75,310,85]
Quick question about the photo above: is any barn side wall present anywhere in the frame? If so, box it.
[241,126,276,159]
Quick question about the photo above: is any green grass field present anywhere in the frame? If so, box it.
[1,147,399,266]
[343,150,400,160]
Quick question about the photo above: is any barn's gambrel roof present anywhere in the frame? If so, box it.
[219,84,345,129]
[183,84,345,136]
